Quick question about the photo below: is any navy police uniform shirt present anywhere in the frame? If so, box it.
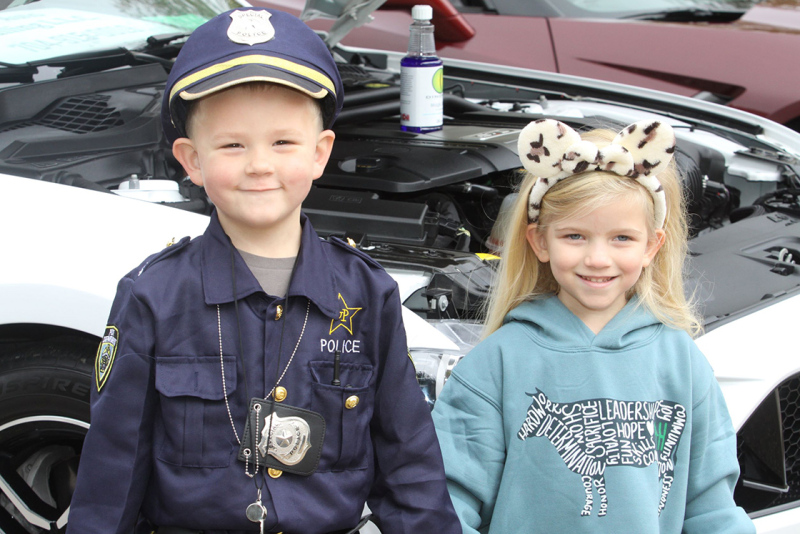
[67,212,460,534]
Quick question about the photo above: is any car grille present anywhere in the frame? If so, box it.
[38,95,123,133]
[736,373,800,514]
[0,95,123,135]
[775,375,800,506]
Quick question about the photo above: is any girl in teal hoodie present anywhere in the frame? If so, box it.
[432,119,754,533]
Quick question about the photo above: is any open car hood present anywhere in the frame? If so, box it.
[300,0,388,46]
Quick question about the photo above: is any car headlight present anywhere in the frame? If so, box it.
[410,319,483,409]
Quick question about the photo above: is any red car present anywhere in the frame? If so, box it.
[258,0,800,129]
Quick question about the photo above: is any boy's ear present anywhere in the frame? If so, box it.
[172,138,203,187]
[311,129,335,181]
[643,228,666,267]
[526,223,550,263]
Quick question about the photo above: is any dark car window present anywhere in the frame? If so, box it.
[453,0,563,16]
[472,0,757,18]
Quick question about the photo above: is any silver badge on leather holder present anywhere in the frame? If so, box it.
[238,398,325,476]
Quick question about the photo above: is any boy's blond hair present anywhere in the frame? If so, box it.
[185,82,324,139]
[484,128,702,338]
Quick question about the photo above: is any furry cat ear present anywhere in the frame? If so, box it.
[517,119,582,179]
[611,121,676,179]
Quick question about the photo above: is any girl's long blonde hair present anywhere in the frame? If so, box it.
[483,128,702,338]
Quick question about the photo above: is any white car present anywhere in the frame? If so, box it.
[1,0,799,532]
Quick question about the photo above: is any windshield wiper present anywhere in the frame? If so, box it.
[27,48,156,78]
[1,38,188,83]
[0,48,145,84]
[625,8,744,22]
[145,32,191,49]
[0,64,38,84]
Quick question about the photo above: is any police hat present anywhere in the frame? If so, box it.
[161,8,344,144]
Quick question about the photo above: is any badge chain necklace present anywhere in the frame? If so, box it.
[216,299,309,474]
[219,243,307,529]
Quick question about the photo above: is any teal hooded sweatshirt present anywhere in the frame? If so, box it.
[432,296,754,534]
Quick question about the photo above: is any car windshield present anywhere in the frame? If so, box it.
[0,0,241,65]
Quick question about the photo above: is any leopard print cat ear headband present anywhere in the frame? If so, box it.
[517,119,676,228]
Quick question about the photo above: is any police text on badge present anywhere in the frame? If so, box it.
[320,338,361,353]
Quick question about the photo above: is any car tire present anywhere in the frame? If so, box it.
[0,337,95,533]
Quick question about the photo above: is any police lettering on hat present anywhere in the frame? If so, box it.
[161,8,344,144]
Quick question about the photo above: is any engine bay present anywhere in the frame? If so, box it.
[2,58,800,325]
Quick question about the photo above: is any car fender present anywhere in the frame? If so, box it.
[697,293,800,432]
[0,174,209,336]
[752,506,800,534]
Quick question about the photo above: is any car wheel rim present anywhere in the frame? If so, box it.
[0,416,88,533]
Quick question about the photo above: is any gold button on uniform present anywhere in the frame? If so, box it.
[345,395,359,409]
[274,387,287,402]
[275,304,283,320]
[268,468,283,479]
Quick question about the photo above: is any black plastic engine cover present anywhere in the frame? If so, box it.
[319,122,522,193]
[687,211,800,328]
[304,187,431,245]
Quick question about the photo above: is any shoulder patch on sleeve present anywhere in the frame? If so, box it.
[95,326,119,392]
[326,236,383,270]
[137,236,192,276]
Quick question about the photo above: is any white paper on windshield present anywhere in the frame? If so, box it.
[1,8,183,64]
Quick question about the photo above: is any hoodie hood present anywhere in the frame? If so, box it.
[503,295,663,352]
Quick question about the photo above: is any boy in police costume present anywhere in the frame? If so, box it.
[67,8,461,534]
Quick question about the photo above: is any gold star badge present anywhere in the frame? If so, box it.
[329,293,362,335]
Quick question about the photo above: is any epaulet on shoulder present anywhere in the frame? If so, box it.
[326,236,383,270]
[136,236,192,277]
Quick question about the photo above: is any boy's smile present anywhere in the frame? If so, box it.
[527,196,664,333]
[173,84,334,257]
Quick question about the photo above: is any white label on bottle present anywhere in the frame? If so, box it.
[400,65,443,128]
